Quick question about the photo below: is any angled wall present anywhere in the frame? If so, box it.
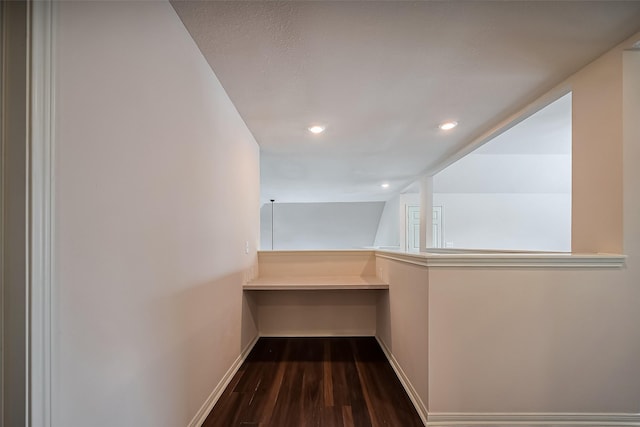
[373,193,420,250]
[54,2,259,426]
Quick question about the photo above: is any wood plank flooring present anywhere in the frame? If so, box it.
[203,337,424,427]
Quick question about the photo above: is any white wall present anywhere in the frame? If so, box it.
[434,193,571,251]
[571,47,624,253]
[255,290,379,336]
[55,2,260,426]
[376,257,430,414]
[260,201,384,250]
[373,193,420,249]
[373,194,401,248]
[252,251,380,336]
[434,154,571,194]
[623,49,640,270]
[433,153,572,251]
[426,266,636,413]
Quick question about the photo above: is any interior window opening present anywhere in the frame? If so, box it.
[431,92,572,252]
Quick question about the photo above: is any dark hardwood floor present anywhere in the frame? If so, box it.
[203,337,424,427]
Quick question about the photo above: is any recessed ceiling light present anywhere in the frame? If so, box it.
[308,125,325,134]
[381,183,390,189]
[439,121,458,131]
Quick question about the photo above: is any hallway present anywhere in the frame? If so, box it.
[203,337,424,427]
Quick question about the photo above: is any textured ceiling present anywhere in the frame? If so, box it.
[171,1,640,203]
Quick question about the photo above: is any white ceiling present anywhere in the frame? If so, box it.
[171,1,640,203]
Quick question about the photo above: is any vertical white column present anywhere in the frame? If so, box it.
[419,175,433,252]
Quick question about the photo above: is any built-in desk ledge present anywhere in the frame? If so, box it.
[244,275,389,291]
[375,250,627,269]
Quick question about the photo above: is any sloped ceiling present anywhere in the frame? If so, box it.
[171,1,640,203]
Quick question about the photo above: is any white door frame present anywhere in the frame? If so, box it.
[28,1,56,426]
[405,205,420,252]
[432,205,444,248]
[405,205,445,251]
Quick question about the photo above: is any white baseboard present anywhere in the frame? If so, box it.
[426,412,640,426]
[187,335,259,427]
[375,336,429,427]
